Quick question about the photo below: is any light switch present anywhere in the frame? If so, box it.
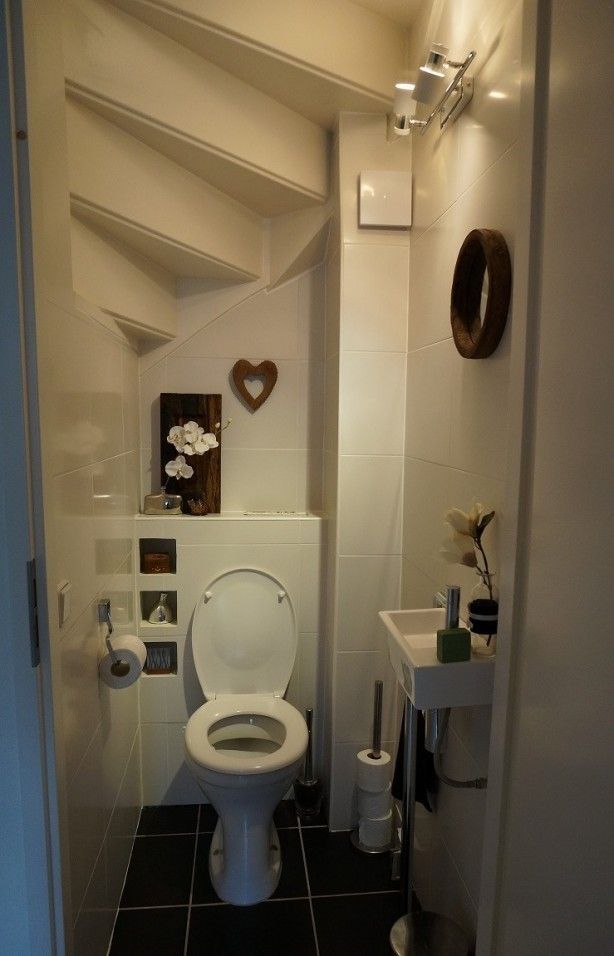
[359,170,412,228]
[58,580,72,627]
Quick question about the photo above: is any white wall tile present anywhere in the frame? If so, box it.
[221,448,300,512]
[337,555,401,651]
[341,243,408,352]
[298,545,324,633]
[405,341,455,465]
[333,651,396,743]
[455,0,522,197]
[139,361,166,460]
[338,455,403,555]
[297,360,325,450]
[61,606,104,785]
[51,467,95,628]
[298,264,326,361]
[166,723,203,804]
[449,335,511,479]
[173,281,300,360]
[295,448,323,512]
[403,457,450,583]
[140,723,169,806]
[339,351,406,456]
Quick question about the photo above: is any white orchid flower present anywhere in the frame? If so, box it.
[164,455,194,480]
[167,425,187,452]
[203,432,219,449]
[183,420,204,441]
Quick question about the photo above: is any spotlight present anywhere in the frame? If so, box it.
[392,82,416,135]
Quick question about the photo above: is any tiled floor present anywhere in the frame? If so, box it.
[110,801,403,955]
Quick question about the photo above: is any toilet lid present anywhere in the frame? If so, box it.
[192,568,297,699]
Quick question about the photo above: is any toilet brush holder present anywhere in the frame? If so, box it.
[294,708,323,819]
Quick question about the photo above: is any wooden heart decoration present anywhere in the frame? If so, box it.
[231,359,278,411]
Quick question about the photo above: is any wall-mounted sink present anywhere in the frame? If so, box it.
[379,608,494,709]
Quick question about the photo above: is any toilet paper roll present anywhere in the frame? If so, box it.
[359,810,392,849]
[356,749,392,793]
[357,783,392,820]
[99,634,146,689]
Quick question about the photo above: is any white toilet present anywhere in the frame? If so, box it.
[184,568,308,906]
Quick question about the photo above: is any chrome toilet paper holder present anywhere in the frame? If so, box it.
[98,599,130,678]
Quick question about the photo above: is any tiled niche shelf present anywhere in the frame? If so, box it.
[140,590,178,632]
[139,538,177,574]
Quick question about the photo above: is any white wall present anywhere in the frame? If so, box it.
[139,267,325,514]
[21,1,141,951]
[402,0,522,937]
[326,113,411,830]
[487,1,614,952]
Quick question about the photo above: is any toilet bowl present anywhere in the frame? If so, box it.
[184,568,308,906]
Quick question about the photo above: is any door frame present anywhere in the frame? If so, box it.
[0,1,64,952]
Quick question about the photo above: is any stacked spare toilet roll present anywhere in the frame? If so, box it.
[356,748,393,849]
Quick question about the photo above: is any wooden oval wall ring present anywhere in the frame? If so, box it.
[231,359,278,411]
[450,228,511,359]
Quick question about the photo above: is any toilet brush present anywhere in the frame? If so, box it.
[294,708,323,819]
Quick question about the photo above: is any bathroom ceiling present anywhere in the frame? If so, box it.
[351,0,421,28]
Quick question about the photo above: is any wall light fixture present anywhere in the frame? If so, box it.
[391,46,477,138]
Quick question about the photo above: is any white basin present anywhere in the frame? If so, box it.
[379,608,494,709]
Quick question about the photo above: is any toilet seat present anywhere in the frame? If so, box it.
[185,695,307,776]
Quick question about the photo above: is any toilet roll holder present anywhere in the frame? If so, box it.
[350,681,393,855]
[98,599,130,678]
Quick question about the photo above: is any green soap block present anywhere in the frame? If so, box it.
[437,627,471,663]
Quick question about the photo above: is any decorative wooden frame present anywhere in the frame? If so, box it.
[160,393,221,514]
[450,229,511,359]
[231,359,278,411]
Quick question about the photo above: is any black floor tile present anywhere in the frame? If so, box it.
[191,832,217,904]
[274,829,308,899]
[192,828,307,904]
[110,907,188,955]
[313,892,404,956]
[302,829,397,896]
[198,803,218,833]
[121,835,195,907]
[297,805,327,827]
[198,799,297,834]
[274,799,299,828]
[187,900,317,955]
[138,804,199,835]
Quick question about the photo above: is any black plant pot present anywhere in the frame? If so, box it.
[467,598,498,635]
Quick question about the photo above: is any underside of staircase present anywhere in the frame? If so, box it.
[61,0,409,347]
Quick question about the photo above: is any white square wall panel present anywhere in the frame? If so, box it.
[359,170,412,228]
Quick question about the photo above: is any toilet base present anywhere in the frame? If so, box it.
[209,818,281,906]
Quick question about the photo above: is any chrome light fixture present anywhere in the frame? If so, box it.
[391,44,476,137]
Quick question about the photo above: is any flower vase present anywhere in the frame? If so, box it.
[143,488,182,515]
[468,574,498,657]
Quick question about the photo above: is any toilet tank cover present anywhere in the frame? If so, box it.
[192,568,297,699]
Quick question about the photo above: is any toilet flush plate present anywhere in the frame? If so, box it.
[380,608,494,709]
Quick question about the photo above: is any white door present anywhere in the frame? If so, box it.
[0,2,62,952]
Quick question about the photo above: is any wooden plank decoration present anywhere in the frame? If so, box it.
[160,393,222,514]
[231,359,278,411]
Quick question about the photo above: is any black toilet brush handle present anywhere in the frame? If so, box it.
[304,708,314,782]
